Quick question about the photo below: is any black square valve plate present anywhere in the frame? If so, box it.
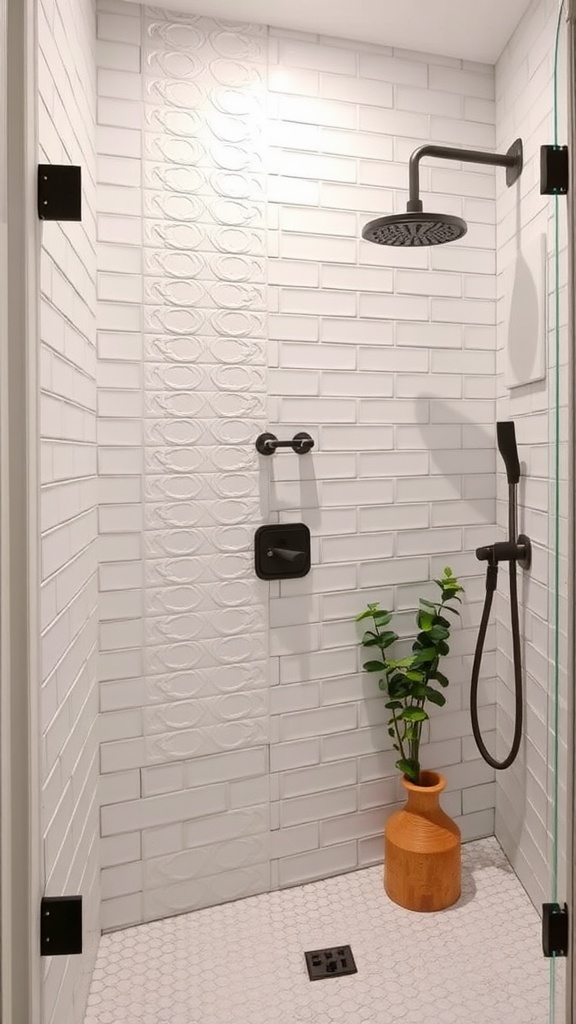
[254,522,310,580]
[304,945,357,981]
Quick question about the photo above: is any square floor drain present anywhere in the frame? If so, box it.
[304,945,357,981]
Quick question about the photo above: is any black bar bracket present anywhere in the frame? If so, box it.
[542,902,568,957]
[505,138,524,187]
[40,895,83,956]
[256,431,314,455]
[38,164,82,221]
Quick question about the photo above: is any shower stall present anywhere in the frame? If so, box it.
[1,0,575,1020]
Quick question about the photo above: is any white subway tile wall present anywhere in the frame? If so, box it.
[267,21,499,899]
[95,3,499,930]
[91,0,572,932]
[494,0,568,910]
[93,0,498,933]
[39,0,100,1022]
[96,7,271,931]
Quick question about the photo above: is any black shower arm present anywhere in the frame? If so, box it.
[407,142,522,211]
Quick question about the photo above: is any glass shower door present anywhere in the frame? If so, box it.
[548,1,571,1019]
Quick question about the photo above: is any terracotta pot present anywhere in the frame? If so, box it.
[384,770,461,912]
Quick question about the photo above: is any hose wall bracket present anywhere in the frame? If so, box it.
[516,533,532,571]
[475,535,531,569]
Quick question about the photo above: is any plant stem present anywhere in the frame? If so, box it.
[391,710,406,762]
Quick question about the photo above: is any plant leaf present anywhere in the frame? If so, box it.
[411,682,428,699]
[441,604,460,616]
[385,701,403,710]
[425,687,446,707]
[412,647,437,664]
[429,625,449,641]
[431,671,449,688]
[388,677,412,699]
[355,604,380,622]
[419,599,438,611]
[372,610,393,625]
[401,708,428,722]
[361,630,378,644]
[379,638,395,650]
[417,610,434,631]
[388,655,417,668]
[396,757,420,782]
[362,660,387,672]
[361,629,397,648]
[379,631,397,647]
[374,630,397,647]
[406,670,425,682]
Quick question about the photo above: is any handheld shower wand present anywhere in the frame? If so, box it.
[495,421,520,485]
[470,421,531,769]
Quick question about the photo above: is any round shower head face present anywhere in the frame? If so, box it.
[362,211,467,247]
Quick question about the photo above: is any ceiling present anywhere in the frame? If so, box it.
[128,0,534,64]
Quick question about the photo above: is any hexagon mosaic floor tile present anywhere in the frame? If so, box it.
[84,838,552,1024]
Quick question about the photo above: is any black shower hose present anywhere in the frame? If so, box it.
[470,556,523,769]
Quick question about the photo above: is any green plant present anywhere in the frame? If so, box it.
[356,567,464,786]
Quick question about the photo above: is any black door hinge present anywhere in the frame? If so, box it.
[542,902,568,957]
[38,164,82,221]
[540,145,569,195]
[40,896,82,956]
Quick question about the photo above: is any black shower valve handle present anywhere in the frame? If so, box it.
[267,547,305,564]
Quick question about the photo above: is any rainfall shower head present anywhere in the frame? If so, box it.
[362,211,467,247]
[362,139,523,248]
